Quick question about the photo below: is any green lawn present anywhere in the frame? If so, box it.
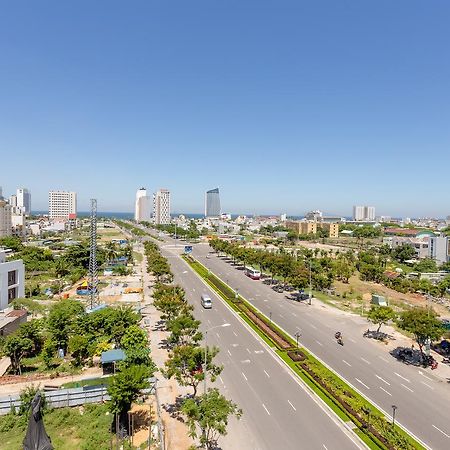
[0,404,113,450]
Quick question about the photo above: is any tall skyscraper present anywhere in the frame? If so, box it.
[205,188,221,217]
[48,191,77,219]
[17,188,31,215]
[135,187,151,222]
[153,189,171,225]
[353,205,375,221]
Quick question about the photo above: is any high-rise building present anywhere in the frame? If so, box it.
[135,188,151,222]
[0,200,12,237]
[48,191,77,219]
[353,205,375,221]
[205,188,221,217]
[17,188,31,215]
[153,189,171,225]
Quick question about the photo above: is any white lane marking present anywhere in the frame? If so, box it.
[292,313,297,317]
[432,424,450,438]
[227,350,231,356]
[254,350,264,354]
[380,386,392,396]
[288,400,296,411]
[355,378,370,389]
[315,340,323,346]
[241,359,251,364]
[232,343,239,347]
[216,333,220,338]
[401,383,414,393]
[418,370,433,381]
[264,370,270,378]
[421,381,434,390]
[262,403,270,415]
[233,331,238,337]
[375,374,390,386]
[193,288,196,292]
[246,348,251,354]
[378,355,389,363]
[264,299,268,302]
[342,360,352,367]
[395,372,410,383]
[182,270,188,273]
[280,314,285,318]
[309,323,317,330]
[323,445,328,450]
[296,326,302,331]
[219,376,224,385]
[348,338,356,343]
[242,372,248,381]
[360,357,371,365]
[207,320,211,325]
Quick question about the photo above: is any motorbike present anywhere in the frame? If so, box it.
[337,337,344,346]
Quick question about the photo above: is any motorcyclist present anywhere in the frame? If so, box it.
[335,331,342,340]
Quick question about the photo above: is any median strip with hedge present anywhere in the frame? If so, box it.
[183,255,426,450]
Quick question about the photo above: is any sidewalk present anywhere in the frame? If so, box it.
[138,243,194,450]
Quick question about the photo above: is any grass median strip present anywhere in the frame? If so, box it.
[183,255,426,450]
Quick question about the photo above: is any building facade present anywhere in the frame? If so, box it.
[205,188,221,217]
[48,191,77,219]
[286,220,339,238]
[0,250,25,310]
[0,200,12,237]
[353,205,376,221]
[153,189,171,225]
[17,188,31,215]
[134,188,151,222]
[429,236,450,264]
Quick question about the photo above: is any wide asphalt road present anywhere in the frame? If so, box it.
[189,242,450,450]
[158,242,365,450]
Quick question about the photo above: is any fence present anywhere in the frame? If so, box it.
[0,378,156,416]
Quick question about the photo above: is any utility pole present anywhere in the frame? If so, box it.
[88,199,99,309]
[309,259,312,305]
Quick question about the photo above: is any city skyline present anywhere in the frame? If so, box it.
[1,2,449,216]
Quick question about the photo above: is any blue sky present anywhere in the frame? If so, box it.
[1,1,449,217]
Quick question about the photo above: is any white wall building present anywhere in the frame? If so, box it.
[0,250,25,310]
[429,236,450,264]
[134,188,151,222]
[48,191,77,219]
[17,188,31,215]
[0,200,12,237]
[353,205,376,221]
[153,189,171,225]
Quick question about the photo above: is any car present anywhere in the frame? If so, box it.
[201,294,212,309]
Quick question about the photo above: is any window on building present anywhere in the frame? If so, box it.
[7,270,16,286]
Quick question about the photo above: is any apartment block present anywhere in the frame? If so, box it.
[0,250,25,310]
[153,189,171,225]
[49,191,77,219]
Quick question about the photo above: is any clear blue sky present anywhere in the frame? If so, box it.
[1,1,449,217]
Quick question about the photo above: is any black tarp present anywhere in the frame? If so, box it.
[23,393,53,450]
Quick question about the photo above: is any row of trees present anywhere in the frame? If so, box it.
[143,242,241,449]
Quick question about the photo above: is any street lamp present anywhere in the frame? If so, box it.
[269,311,272,325]
[308,259,312,305]
[235,288,239,301]
[204,323,231,394]
[294,331,301,349]
[391,405,398,427]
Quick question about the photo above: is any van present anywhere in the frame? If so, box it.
[201,294,212,309]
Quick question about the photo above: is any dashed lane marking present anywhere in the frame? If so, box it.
[380,386,392,396]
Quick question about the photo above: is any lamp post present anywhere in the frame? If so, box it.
[235,288,239,301]
[308,259,312,305]
[269,311,272,325]
[204,323,231,394]
[391,405,397,426]
[294,331,301,349]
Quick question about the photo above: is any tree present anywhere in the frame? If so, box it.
[107,365,150,433]
[414,258,438,274]
[397,307,444,362]
[0,236,23,252]
[164,344,222,396]
[47,299,85,352]
[68,335,90,366]
[120,325,155,369]
[367,306,396,333]
[2,334,33,375]
[166,313,203,347]
[181,388,242,450]
[392,244,416,263]
[54,258,72,278]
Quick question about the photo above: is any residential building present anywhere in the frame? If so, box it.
[153,189,171,225]
[305,210,323,221]
[0,250,25,310]
[134,187,151,222]
[17,188,31,215]
[0,200,12,237]
[286,220,339,238]
[353,205,376,221]
[383,236,430,259]
[321,222,340,239]
[9,195,17,208]
[429,236,450,264]
[205,188,221,217]
[48,191,77,219]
